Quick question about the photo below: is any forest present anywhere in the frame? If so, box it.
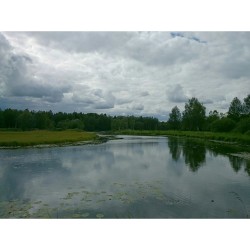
[0,94,249,134]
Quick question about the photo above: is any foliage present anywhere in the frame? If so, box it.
[243,94,250,115]
[228,97,243,121]
[234,117,250,134]
[168,106,181,130]
[210,118,236,132]
[57,119,84,130]
[182,97,206,131]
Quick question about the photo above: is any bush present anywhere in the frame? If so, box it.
[210,118,236,132]
[234,117,250,133]
[245,130,250,136]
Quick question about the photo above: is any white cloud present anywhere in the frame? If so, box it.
[0,32,249,119]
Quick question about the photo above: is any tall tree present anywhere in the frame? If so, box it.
[168,106,181,130]
[243,94,250,116]
[17,109,35,130]
[182,97,206,131]
[228,97,243,121]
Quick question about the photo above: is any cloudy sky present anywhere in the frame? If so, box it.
[0,32,249,120]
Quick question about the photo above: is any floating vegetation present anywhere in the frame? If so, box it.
[63,192,80,200]
[82,212,90,218]
[34,201,42,204]
[72,213,82,218]
[96,200,106,203]
[113,182,126,187]
[96,213,104,218]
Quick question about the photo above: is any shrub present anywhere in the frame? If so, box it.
[210,118,236,132]
[234,117,250,133]
[245,130,250,136]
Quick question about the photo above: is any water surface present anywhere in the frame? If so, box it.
[0,135,249,218]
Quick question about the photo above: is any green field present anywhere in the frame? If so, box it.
[0,130,98,147]
[113,130,250,145]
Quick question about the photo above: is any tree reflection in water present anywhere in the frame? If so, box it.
[168,137,206,172]
[182,141,206,172]
[245,161,250,175]
[168,137,250,175]
[228,155,243,172]
[168,137,182,161]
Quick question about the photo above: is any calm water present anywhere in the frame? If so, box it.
[0,135,249,218]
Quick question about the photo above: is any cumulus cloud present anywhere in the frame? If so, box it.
[0,32,249,118]
[0,33,71,104]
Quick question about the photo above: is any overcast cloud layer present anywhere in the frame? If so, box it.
[0,32,249,120]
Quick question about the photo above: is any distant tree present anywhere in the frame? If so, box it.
[243,94,250,116]
[35,111,54,129]
[17,109,35,130]
[206,110,220,130]
[234,117,250,133]
[0,110,4,128]
[168,106,181,130]
[56,119,84,130]
[210,117,236,132]
[182,98,206,131]
[228,97,243,121]
[3,109,19,128]
[134,121,144,130]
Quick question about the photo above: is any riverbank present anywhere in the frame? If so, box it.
[112,130,250,146]
[0,130,105,149]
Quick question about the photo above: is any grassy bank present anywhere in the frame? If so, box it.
[0,130,99,147]
[113,130,250,145]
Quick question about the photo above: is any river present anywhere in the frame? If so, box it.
[0,135,249,218]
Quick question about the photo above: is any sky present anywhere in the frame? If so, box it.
[0,31,249,120]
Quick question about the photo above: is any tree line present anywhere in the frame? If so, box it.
[0,94,249,133]
[0,109,159,131]
[168,94,250,134]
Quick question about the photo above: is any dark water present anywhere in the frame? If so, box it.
[0,135,249,218]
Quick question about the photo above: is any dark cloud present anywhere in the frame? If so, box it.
[1,32,250,117]
[201,99,213,104]
[167,84,188,103]
[141,91,149,97]
[170,32,185,38]
[0,33,71,103]
[170,32,206,44]
[93,102,114,109]
[133,104,144,111]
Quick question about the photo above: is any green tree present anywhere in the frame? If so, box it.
[168,106,181,130]
[210,117,236,132]
[17,110,35,130]
[206,110,220,130]
[243,94,250,116]
[228,97,243,121]
[0,109,4,128]
[35,111,53,129]
[3,109,19,128]
[182,97,206,131]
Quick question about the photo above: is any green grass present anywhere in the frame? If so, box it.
[0,130,98,147]
[113,130,250,145]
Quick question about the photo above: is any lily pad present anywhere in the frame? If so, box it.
[72,213,82,218]
[96,213,104,218]
[82,212,89,218]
